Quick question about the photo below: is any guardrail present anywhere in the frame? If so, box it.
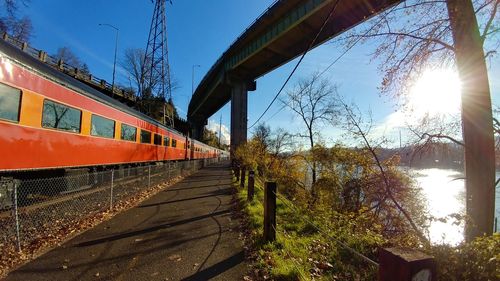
[1,32,136,102]
[0,158,226,256]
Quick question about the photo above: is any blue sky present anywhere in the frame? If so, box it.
[20,0,500,146]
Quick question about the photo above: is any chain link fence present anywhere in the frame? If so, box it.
[0,158,225,254]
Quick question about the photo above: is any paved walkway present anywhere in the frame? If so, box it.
[5,162,247,281]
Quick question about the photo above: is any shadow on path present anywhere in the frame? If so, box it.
[181,251,245,281]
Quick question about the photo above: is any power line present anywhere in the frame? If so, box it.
[249,0,382,127]
[273,190,380,267]
[248,0,342,130]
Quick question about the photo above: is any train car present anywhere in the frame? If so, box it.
[0,38,223,178]
[191,139,218,160]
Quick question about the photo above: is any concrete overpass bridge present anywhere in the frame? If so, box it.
[187,0,401,152]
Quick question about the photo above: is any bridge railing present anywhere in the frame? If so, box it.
[1,32,136,103]
[193,0,280,98]
[0,158,226,260]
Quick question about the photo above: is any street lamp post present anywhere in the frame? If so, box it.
[98,23,119,97]
[192,64,201,96]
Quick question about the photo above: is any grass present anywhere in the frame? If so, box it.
[236,174,383,280]
[237,177,323,280]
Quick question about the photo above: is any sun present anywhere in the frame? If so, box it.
[407,68,462,116]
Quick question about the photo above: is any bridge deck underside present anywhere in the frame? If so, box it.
[188,0,400,121]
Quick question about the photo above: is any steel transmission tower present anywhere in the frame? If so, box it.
[144,0,174,127]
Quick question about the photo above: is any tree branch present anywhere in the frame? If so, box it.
[481,0,499,42]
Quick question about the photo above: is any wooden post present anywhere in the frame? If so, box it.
[235,166,240,182]
[248,170,255,201]
[38,50,47,62]
[240,166,246,188]
[379,248,435,281]
[264,182,276,242]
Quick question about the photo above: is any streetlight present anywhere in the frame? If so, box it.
[98,23,119,97]
[192,64,201,96]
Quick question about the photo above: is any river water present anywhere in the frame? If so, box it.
[410,168,500,245]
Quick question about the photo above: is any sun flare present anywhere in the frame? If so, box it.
[407,69,462,116]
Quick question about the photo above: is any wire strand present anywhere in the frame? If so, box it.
[250,1,383,126]
[273,190,379,267]
[272,224,309,280]
[248,0,342,130]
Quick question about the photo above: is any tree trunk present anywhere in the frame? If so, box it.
[446,0,495,241]
[309,128,316,184]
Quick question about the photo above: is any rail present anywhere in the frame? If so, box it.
[1,32,136,103]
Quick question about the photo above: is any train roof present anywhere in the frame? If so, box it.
[0,39,183,136]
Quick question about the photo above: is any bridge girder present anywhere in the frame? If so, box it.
[188,0,401,125]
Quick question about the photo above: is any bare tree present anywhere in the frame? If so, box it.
[121,48,150,99]
[52,47,90,74]
[0,0,32,42]
[338,0,498,240]
[282,73,339,198]
[253,123,272,152]
[121,47,183,120]
[269,128,293,156]
[339,98,429,244]
[340,0,498,98]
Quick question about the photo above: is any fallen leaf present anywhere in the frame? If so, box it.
[317,261,333,270]
[168,254,182,262]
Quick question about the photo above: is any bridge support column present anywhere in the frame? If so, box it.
[189,117,207,141]
[230,81,248,158]
[191,122,205,141]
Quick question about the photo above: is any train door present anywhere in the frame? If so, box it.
[190,141,195,159]
[183,135,188,160]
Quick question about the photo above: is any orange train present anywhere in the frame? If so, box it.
[0,39,226,176]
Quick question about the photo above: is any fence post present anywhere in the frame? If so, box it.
[148,165,151,187]
[110,170,114,210]
[378,248,435,281]
[240,166,246,188]
[12,180,21,252]
[235,166,240,182]
[264,181,276,242]
[248,170,255,202]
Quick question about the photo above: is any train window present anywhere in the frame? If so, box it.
[154,134,162,145]
[163,136,170,147]
[91,115,115,138]
[42,100,81,133]
[0,83,21,122]
[140,130,151,144]
[171,139,177,148]
[121,124,137,142]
